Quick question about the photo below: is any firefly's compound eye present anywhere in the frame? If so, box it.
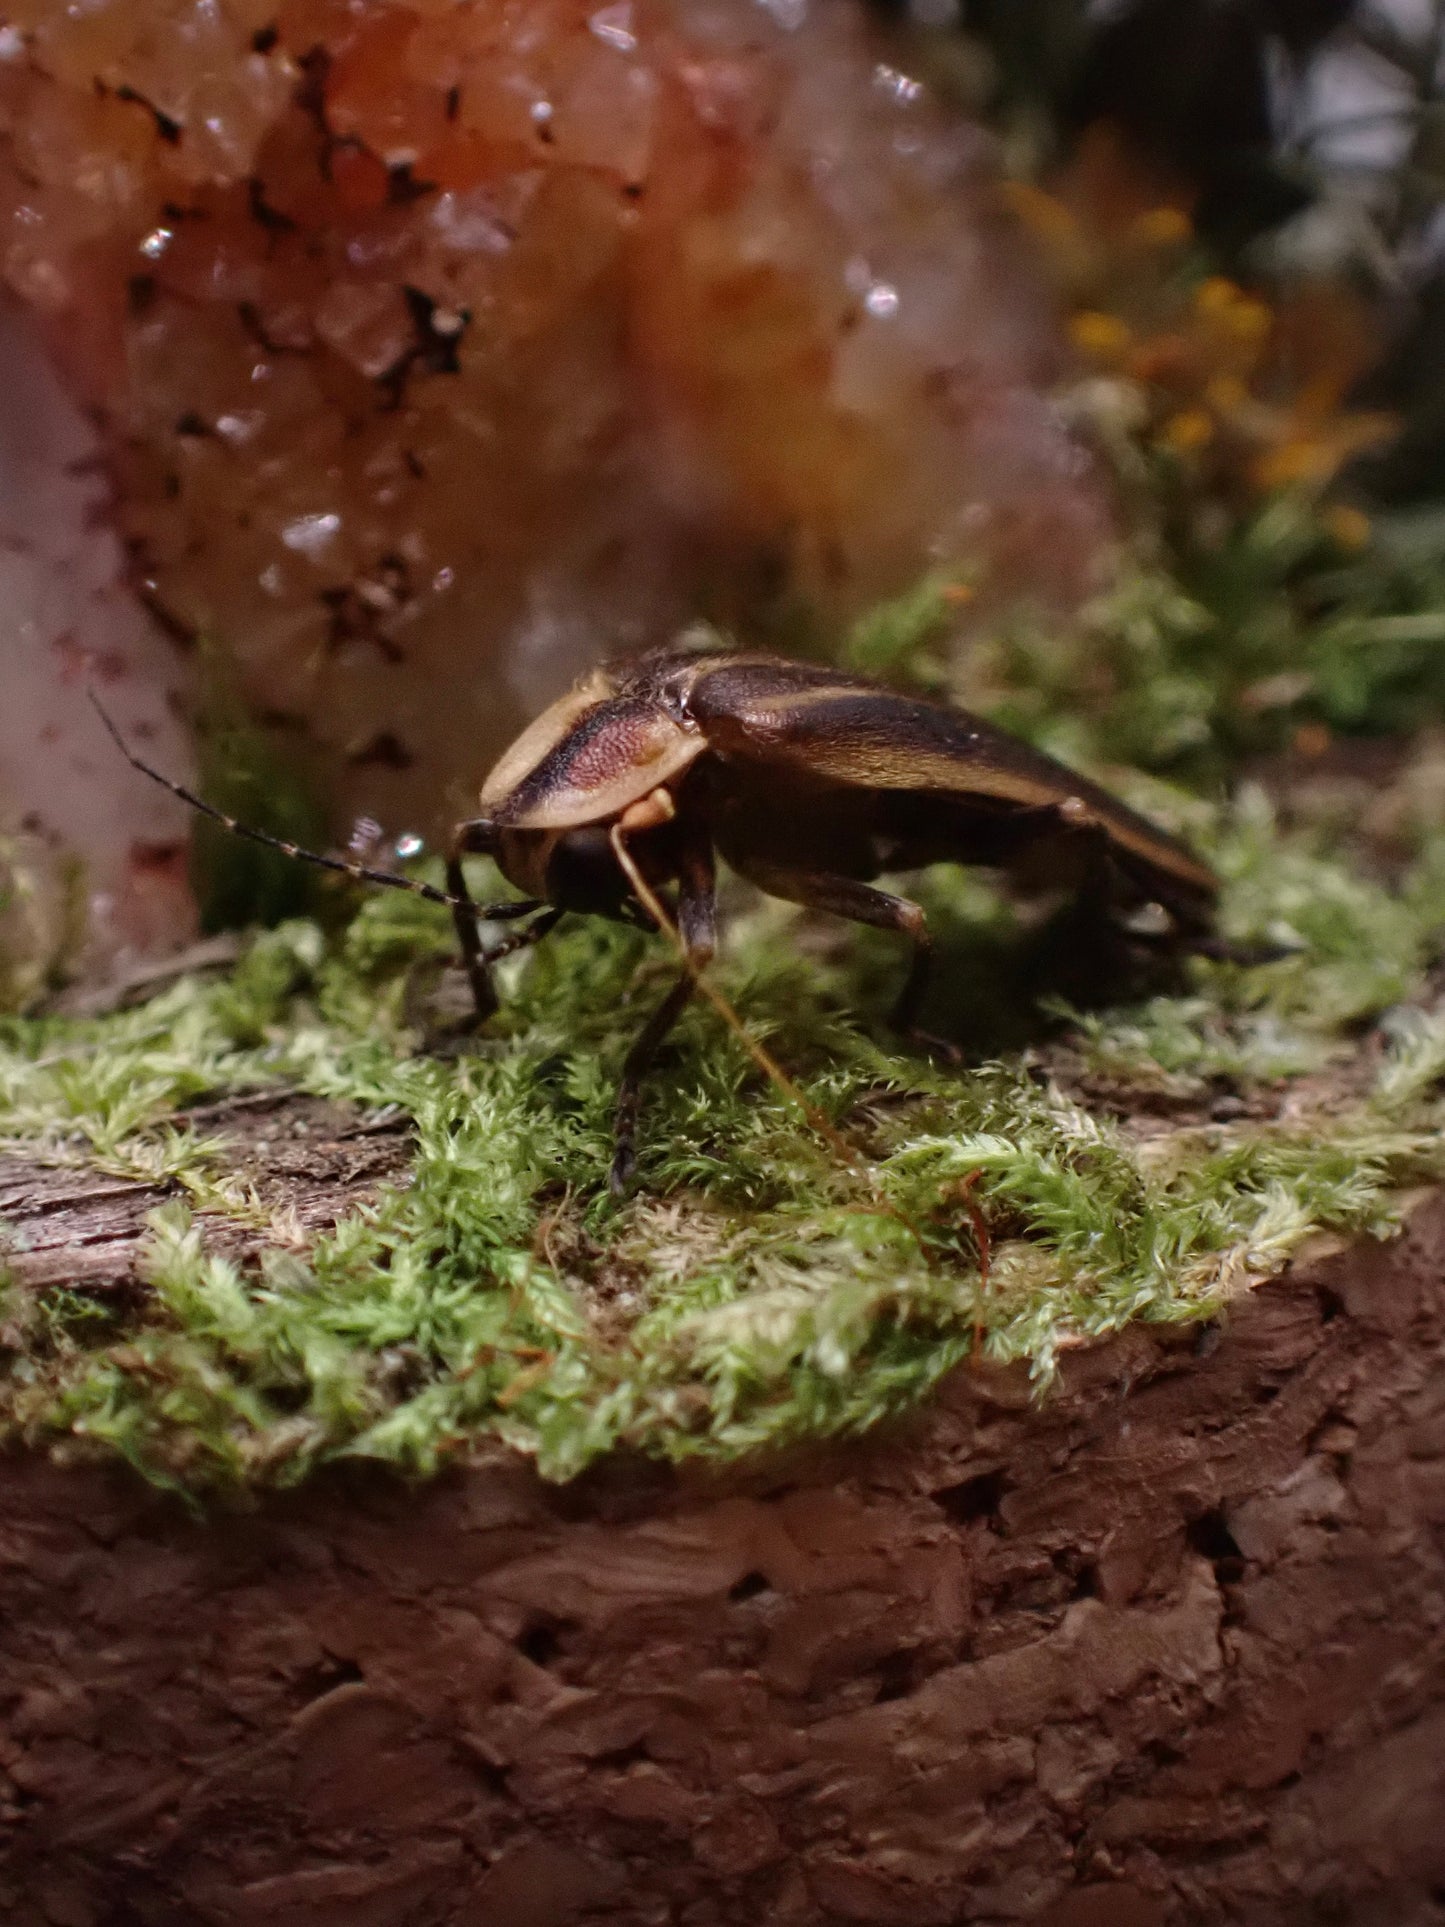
[546,826,628,914]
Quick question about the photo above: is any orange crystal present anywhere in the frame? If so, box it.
[0,0,1108,856]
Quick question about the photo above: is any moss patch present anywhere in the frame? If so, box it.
[3,756,1445,1494]
[7,538,1445,1495]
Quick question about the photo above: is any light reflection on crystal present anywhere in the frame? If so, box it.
[394,833,424,859]
[874,64,923,104]
[280,513,342,560]
[589,5,638,53]
[430,193,513,256]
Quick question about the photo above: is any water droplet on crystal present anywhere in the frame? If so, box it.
[531,100,554,125]
[216,412,262,445]
[139,228,173,260]
[395,832,424,859]
[589,3,637,52]
[280,512,341,559]
[845,258,901,320]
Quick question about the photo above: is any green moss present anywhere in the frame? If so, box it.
[0,837,86,1014]
[4,533,1445,1495]
[3,751,1444,1493]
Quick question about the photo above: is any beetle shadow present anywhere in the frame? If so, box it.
[909,894,1192,1058]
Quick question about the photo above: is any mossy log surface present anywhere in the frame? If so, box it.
[2,1139,1443,1927]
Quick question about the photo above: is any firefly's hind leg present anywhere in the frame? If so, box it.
[1064,822,1226,959]
[729,862,942,1045]
[611,842,716,1194]
[1047,815,1277,975]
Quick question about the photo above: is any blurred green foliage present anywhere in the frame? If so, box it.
[188,648,330,935]
[843,498,1445,780]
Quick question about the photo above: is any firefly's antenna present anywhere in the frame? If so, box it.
[89,688,511,916]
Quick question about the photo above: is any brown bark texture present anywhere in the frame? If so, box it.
[2,1131,1445,1927]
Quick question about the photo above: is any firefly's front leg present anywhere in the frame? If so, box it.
[446,820,545,1022]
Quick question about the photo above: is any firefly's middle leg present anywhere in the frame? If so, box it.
[728,861,939,1039]
[611,841,716,1194]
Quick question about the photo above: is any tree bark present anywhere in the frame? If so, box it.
[2,1112,1444,1927]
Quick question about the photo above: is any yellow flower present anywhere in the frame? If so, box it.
[1128,207,1193,248]
[1250,439,1335,490]
[1195,276,1245,315]
[1069,310,1133,362]
[1219,298,1271,346]
[1000,181,1079,254]
[1250,414,1396,493]
[1160,409,1215,453]
[1322,503,1372,551]
[1194,276,1271,350]
[1204,375,1250,417]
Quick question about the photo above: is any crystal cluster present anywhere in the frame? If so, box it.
[0,0,1107,873]
[0,303,199,994]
